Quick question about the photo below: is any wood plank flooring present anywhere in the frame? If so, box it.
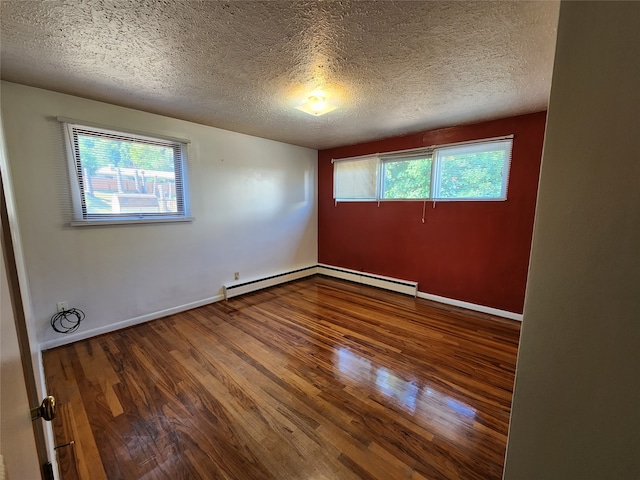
[43,276,521,480]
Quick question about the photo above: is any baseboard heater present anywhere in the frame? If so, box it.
[317,264,418,297]
[223,264,418,300]
[223,266,318,300]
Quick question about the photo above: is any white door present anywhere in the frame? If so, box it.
[1,112,52,479]
[1,224,43,480]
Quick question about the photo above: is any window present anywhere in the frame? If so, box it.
[333,137,512,202]
[381,154,432,199]
[62,120,191,224]
[433,140,511,200]
[333,156,378,201]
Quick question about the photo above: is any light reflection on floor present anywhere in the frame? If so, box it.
[335,347,476,421]
[375,367,419,413]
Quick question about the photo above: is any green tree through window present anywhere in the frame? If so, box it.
[333,139,511,202]
[77,135,175,173]
[437,150,504,198]
[382,157,432,199]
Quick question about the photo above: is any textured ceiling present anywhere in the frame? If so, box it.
[0,1,559,150]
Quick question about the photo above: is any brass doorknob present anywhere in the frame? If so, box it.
[31,395,56,421]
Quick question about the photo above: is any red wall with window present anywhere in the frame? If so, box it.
[318,111,546,314]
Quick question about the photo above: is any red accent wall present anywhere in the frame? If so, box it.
[318,112,546,314]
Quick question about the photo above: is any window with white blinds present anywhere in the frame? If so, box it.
[433,140,512,200]
[333,137,512,202]
[333,156,378,201]
[61,121,191,224]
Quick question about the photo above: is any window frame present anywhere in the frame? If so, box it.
[332,136,513,203]
[60,118,193,226]
[332,155,379,202]
[379,153,434,201]
[431,139,512,201]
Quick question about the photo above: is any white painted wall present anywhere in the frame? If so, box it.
[504,2,640,478]
[0,82,318,348]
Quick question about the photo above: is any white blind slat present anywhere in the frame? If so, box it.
[334,156,378,200]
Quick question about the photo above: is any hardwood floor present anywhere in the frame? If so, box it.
[43,276,521,480]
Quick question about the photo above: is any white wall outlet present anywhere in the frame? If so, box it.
[234,272,240,280]
[56,301,68,313]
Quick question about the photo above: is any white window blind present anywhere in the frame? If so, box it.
[62,121,191,224]
[333,156,378,200]
[433,140,512,200]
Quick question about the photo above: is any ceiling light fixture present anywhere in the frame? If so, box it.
[296,95,338,116]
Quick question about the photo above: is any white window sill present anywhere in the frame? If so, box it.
[69,217,194,227]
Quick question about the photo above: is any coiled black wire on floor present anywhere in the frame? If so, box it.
[50,308,85,334]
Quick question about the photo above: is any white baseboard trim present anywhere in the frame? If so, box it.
[39,294,225,350]
[39,266,521,350]
[223,265,318,299]
[317,264,418,297]
[416,291,523,321]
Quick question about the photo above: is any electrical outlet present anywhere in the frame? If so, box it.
[234,272,240,281]
[56,301,68,313]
